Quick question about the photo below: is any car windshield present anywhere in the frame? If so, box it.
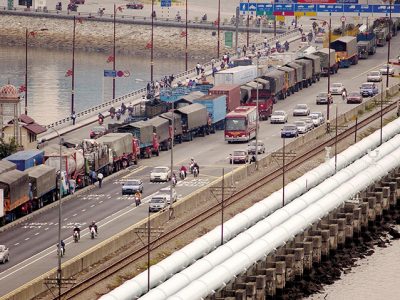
[273,111,285,116]
[294,121,306,126]
[151,198,165,203]
[370,71,380,76]
[153,167,168,173]
[332,83,342,87]
[318,92,327,97]
[225,118,246,131]
[0,245,5,252]
[284,125,297,130]
[309,114,318,119]
[160,187,174,193]
[249,140,263,146]
[361,83,373,89]
[295,104,307,109]
[349,92,360,97]
[233,151,246,156]
[126,180,140,185]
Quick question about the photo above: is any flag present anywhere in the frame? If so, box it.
[145,41,153,49]
[65,69,73,77]
[19,85,26,93]
[117,6,124,12]
[29,31,37,37]
[106,55,114,63]
[180,31,187,37]
[77,17,84,24]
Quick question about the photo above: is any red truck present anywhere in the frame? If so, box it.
[209,84,241,113]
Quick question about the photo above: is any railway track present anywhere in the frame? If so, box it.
[56,100,398,300]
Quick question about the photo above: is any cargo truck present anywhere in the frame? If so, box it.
[214,65,258,86]
[175,103,209,141]
[278,66,296,95]
[82,139,114,177]
[262,68,287,101]
[117,123,159,158]
[330,36,358,68]
[302,54,322,82]
[25,164,57,209]
[160,111,183,144]
[294,58,313,87]
[313,48,338,76]
[209,84,241,113]
[5,150,44,171]
[285,61,304,91]
[357,30,377,56]
[194,94,227,132]
[0,160,16,174]
[144,116,171,151]
[374,27,389,47]
[0,169,30,224]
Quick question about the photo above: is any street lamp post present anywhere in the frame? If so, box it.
[71,16,76,115]
[185,0,188,71]
[113,3,116,99]
[255,54,260,169]
[151,0,154,82]
[246,0,250,47]
[217,0,221,59]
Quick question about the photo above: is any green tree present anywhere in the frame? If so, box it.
[0,137,19,159]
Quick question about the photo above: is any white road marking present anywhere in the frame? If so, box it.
[81,209,86,212]
[64,218,68,221]
[72,214,77,217]
[351,63,387,80]
[44,228,49,231]
[99,200,103,203]
[90,204,95,208]
[34,233,39,236]
[14,243,19,246]
[24,238,29,241]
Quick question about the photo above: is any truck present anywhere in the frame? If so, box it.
[5,150,44,171]
[243,88,274,121]
[285,61,304,91]
[144,116,171,151]
[175,103,209,141]
[94,133,139,170]
[0,160,16,174]
[294,58,313,87]
[25,164,57,209]
[160,111,183,144]
[373,17,396,39]
[240,81,264,103]
[262,68,287,101]
[82,139,114,177]
[0,169,30,224]
[209,84,241,113]
[330,36,358,68]
[193,94,227,132]
[117,123,159,158]
[214,65,257,86]
[278,66,296,96]
[302,54,321,83]
[357,29,377,56]
[313,48,338,76]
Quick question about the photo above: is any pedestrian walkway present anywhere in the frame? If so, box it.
[38,29,301,142]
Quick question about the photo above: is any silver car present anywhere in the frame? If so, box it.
[293,104,310,116]
[158,187,178,204]
[294,120,308,134]
[270,110,288,124]
[301,117,315,131]
[309,112,323,126]
[367,71,382,82]
[248,140,266,155]
[121,179,143,195]
[0,245,9,264]
[149,195,168,212]
[330,83,345,95]
[150,167,171,182]
[379,64,394,76]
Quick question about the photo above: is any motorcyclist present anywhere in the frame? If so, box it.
[89,221,98,235]
[98,113,104,124]
[172,172,177,186]
[134,191,141,206]
[57,240,65,255]
[116,109,121,120]
[180,165,187,178]
[284,41,289,51]
[202,14,207,21]
[121,103,126,114]
[73,225,81,240]
[192,161,199,175]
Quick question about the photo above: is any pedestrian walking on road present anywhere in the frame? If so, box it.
[97,172,104,188]
[196,63,201,75]
[91,170,97,185]
[71,111,76,125]
[242,45,247,57]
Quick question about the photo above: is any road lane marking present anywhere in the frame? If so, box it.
[44,228,49,231]
[122,165,147,178]
[25,238,29,241]
[34,233,39,236]
[81,209,86,212]
[99,200,103,203]
[72,214,77,217]
[90,205,95,208]
[351,63,387,80]
[14,243,19,246]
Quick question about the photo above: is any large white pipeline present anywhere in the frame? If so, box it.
[100,118,400,300]
[168,144,400,300]
[138,134,400,299]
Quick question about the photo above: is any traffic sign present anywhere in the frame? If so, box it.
[161,0,171,8]
[104,70,116,78]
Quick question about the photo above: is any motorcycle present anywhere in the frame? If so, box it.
[116,112,121,121]
[172,176,177,187]
[189,162,194,174]
[193,167,199,178]
[135,196,141,207]
[73,231,79,243]
[57,245,64,257]
[90,227,96,239]
[98,117,104,125]
[179,170,186,180]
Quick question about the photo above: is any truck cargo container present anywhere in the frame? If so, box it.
[160,84,213,103]
[144,116,171,151]
[357,30,377,55]
[357,41,371,59]
[194,94,227,132]
[214,65,257,86]
[0,160,16,174]
[285,61,304,91]
[313,48,338,76]
[209,84,241,113]
[117,123,159,158]
[278,66,296,95]
[160,111,183,143]
[330,36,359,68]
[5,150,44,171]
[294,58,313,87]
[374,27,389,47]
[176,103,209,141]
[302,54,322,82]
[82,139,114,176]
[262,68,287,101]
[0,169,30,223]
[25,164,56,208]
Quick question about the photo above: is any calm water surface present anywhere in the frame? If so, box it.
[0,45,187,124]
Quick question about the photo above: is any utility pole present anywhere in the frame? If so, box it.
[217,0,221,59]
[71,16,76,114]
[235,6,239,53]
[335,105,338,173]
[246,0,250,47]
[25,28,28,115]
[113,3,116,99]
[327,16,332,132]
[185,0,188,71]
[151,0,154,82]
[255,54,260,169]
[169,110,175,220]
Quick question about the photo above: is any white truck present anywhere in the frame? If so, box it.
[214,65,257,86]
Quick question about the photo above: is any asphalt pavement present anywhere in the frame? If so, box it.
[0,29,399,296]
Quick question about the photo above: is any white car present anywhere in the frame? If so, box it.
[248,140,266,155]
[158,186,178,204]
[0,245,9,264]
[311,111,325,125]
[149,194,168,212]
[294,120,308,134]
[379,64,394,76]
[270,110,288,124]
[367,71,382,82]
[330,83,345,95]
[301,117,315,131]
[293,104,310,116]
[309,112,324,126]
[150,166,171,182]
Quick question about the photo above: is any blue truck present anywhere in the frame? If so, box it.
[193,94,227,133]
[5,150,44,171]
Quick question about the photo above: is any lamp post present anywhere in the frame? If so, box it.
[71,16,76,115]
[151,0,154,82]
[386,0,392,90]
[185,0,188,71]
[255,53,260,169]
[49,127,63,299]
[246,0,250,47]
[113,3,116,99]
[217,0,221,59]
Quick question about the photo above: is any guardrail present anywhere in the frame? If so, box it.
[43,28,300,130]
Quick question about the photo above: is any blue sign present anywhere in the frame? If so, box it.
[248,2,257,11]
[274,4,294,12]
[104,70,116,78]
[256,3,274,13]
[239,2,248,11]
[317,4,344,13]
[337,0,358,3]
[161,0,171,8]
[294,4,316,13]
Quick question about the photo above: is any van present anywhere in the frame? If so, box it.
[149,194,168,212]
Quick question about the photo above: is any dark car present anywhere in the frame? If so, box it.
[126,2,144,9]
[347,92,363,104]
[90,126,107,139]
[281,124,299,138]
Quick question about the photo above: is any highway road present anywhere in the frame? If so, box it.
[0,29,399,296]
